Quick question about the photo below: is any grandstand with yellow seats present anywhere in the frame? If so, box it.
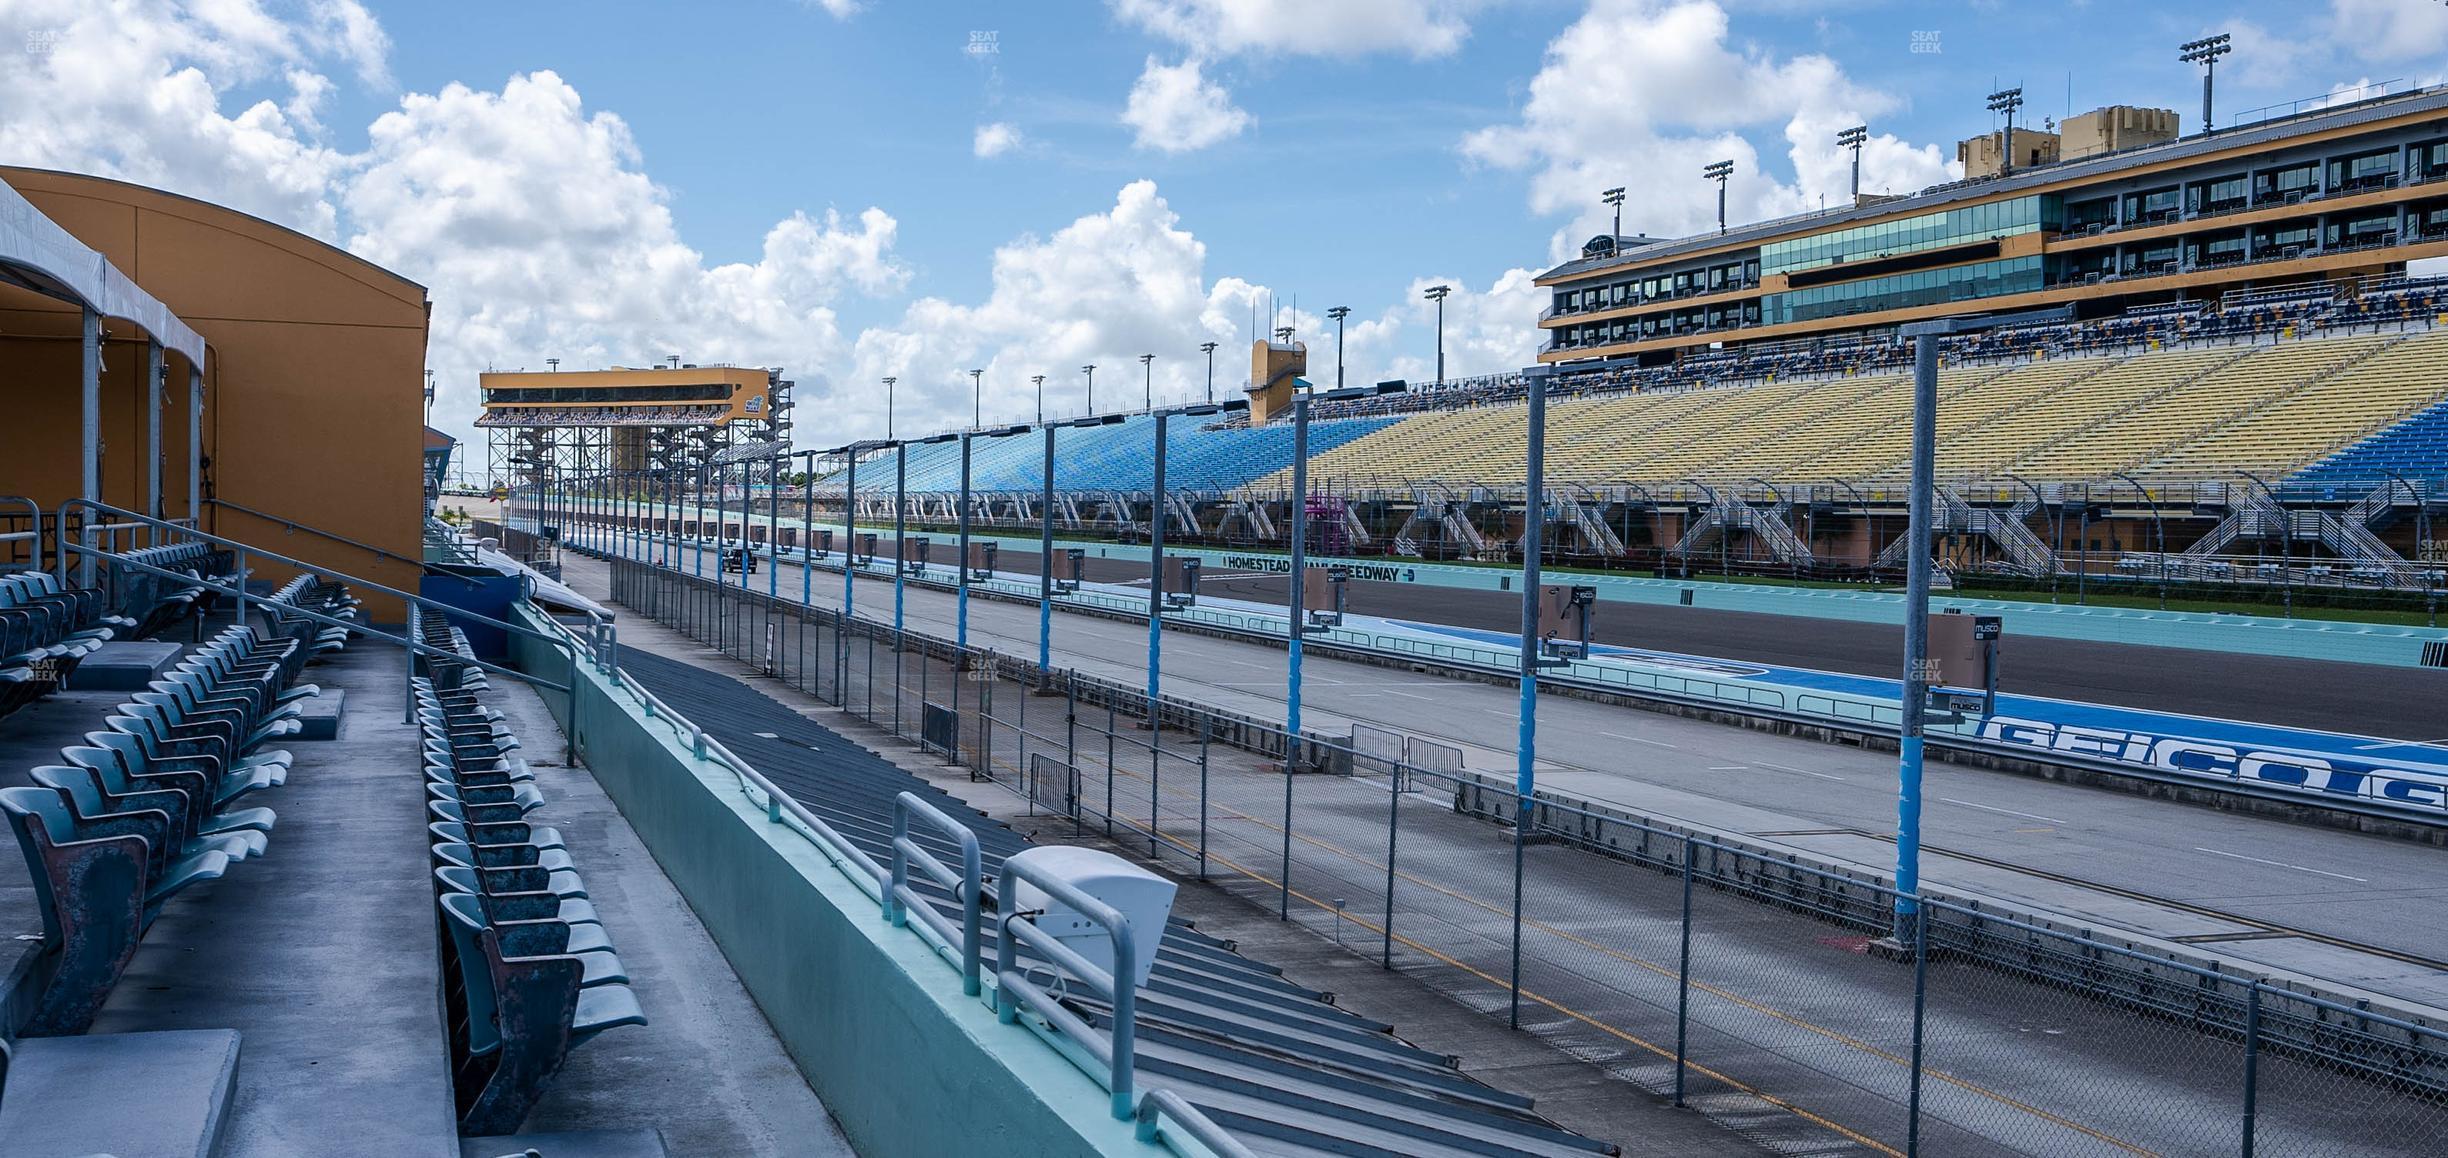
[1261,327,2448,493]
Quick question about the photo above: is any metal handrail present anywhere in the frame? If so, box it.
[0,496,40,572]
[76,545,566,699]
[890,791,985,995]
[996,856,1140,1120]
[1134,1089,1255,1158]
[58,500,566,659]
[58,499,597,733]
[528,605,892,898]
[210,497,481,584]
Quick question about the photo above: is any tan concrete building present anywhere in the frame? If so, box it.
[0,167,431,613]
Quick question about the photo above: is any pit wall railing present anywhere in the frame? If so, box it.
[596,547,2448,1158]
[568,516,2448,829]
[518,598,1250,1158]
[51,501,601,740]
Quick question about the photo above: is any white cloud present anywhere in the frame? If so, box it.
[1110,0,1483,58]
[973,121,1024,158]
[1122,56,1251,152]
[839,181,1539,436]
[805,0,860,19]
[0,0,371,238]
[1462,0,1955,256]
[2327,0,2448,63]
[340,71,909,446]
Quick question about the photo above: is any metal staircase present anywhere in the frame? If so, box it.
[1678,494,1814,565]
[1873,486,2056,574]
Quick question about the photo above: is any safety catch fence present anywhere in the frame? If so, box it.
[602,553,2448,1158]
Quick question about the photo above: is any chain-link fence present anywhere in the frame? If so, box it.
[603,553,2448,1157]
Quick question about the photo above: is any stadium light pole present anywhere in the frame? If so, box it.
[1987,88,2025,178]
[1325,308,1349,392]
[1282,378,1407,920]
[1703,159,1734,234]
[1032,375,1046,424]
[1837,126,1868,202]
[1891,305,2070,947]
[1424,285,1452,385]
[1083,364,1097,415]
[883,376,896,441]
[1601,186,1625,238]
[2112,470,2169,609]
[2180,34,2232,135]
[1199,341,1218,403]
[1140,353,1155,411]
[969,369,984,429]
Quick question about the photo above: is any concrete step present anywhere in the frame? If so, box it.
[73,640,181,691]
[0,1028,240,1158]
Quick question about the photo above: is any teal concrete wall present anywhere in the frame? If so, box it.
[508,610,1151,1158]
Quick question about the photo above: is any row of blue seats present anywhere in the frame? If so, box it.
[2,618,327,1033]
[107,542,232,639]
[848,413,1402,493]
[2,572,129,719]
[2292,399,2448,487]
[415,613,643,1136]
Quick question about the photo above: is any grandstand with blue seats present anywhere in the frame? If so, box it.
[2294,398,2448,488]
[852,411,1403,494]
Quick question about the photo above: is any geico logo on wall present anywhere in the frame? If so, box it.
[744,395,764,414]
[1980,716,2448,809]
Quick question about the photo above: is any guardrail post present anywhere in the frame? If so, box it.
[2241,980,2262,1158]
[1675,835,1693,1107]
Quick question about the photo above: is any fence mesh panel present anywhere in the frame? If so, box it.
[598,553,2448,1158]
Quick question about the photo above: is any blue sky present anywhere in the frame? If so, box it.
[5,0,2442,447]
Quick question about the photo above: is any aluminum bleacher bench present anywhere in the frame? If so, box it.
[415,674,642,1133]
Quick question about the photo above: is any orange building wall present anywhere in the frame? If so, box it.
[0,168,430,619]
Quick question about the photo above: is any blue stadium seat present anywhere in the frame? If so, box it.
[2290,399,2448,488]
[416,671,643,1134]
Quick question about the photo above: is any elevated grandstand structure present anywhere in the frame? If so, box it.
[479,363,794,490]
[784,302,2445,591]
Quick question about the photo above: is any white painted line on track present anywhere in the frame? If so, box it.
[1707,765,1750,772]
[1941,798,2069,825]
[1600,730,1678,749]
[2192,847,2369,882]
[1758,761,1846,781]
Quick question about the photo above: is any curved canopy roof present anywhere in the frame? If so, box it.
[0,177,206,365]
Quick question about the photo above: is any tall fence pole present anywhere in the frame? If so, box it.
[1382,767,1400,969]
[2242,981,2263,1158]
[1909,902,1930,1156]
[1675,836,1693,1108]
